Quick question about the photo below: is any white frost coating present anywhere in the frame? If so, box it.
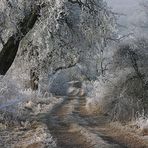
[2,0,115,96]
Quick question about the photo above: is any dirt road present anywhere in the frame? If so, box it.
[45,96,127,148]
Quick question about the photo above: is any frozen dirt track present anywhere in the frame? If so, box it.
[45,96,127,148]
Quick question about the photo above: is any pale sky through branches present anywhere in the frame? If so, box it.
[105,0,141,34]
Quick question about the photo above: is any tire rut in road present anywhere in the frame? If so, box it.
[46,97,92,148]
[45,96,127,148]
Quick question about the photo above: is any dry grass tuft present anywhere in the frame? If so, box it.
[103,122,148,148]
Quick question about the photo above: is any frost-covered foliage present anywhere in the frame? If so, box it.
[85,37,148,121]
[84,1,148,121]
[1,0,148,124]
[0,75,34,114]
[0,0,36,48]
[0,76,21,105]
[2,0,116,95]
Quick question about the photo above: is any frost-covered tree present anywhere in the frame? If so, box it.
[84,0,148,121]
[0,0,41,75]
[0,0,116,95]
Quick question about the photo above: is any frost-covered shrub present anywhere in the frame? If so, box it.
[0,76,20,104]
[85,74,142,120]
[85,38,148,121]
[0,74,36,114]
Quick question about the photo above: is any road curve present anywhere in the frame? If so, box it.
[45,96,127,148]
